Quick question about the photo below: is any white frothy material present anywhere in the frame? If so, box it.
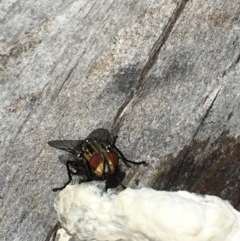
[54,184,240,241]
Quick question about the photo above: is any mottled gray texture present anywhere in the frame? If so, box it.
[1,0,239,240]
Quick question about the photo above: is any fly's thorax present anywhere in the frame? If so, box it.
[81,140,119,176]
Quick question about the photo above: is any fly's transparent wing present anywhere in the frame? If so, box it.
[58,153,88,176]
[58,153,78,165]
[86,128,113,144]
[48,140,84,154]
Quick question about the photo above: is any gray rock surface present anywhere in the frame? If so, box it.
[1,0,239,240]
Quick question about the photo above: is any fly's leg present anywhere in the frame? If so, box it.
[78,176,92,184]
[113,146,148,167]
[76,165,93,184]
[52,161,75,192]
[68,159,93,185]
[104,174,110,191]
[115,175,126,189]
[112,135,118,146]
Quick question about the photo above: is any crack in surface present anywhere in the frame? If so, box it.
[111,91,135,133]
[112,0,189,132]
[14,111,32,140]
[168,87,221,188]
[222,52,240,77]
[136,0,189,97]
[190,87,221,144]
[44,221,61,241]
[55,63,78,99]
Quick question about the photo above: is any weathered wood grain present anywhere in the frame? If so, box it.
[0,0,239,240]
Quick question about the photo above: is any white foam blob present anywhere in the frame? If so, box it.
[54,183,240,241]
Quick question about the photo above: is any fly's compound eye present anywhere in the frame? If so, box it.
[89,153,102,170]
[107,152,119,167]
[89,152,119,171]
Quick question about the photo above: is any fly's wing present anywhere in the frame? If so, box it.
[86,128,113,144]
[58,153,77,165]
[48,140,84,154]
[58,153,88,176]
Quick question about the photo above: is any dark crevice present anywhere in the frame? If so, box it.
[56,63,78,98]
[44,222,61,241]
[136,0,189,97]
[14,111,32,140]
[111,91,135,134]
[112,0,189,131]
[235,52,240,65]
[222,52,240,77]
[190,88,220,145]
